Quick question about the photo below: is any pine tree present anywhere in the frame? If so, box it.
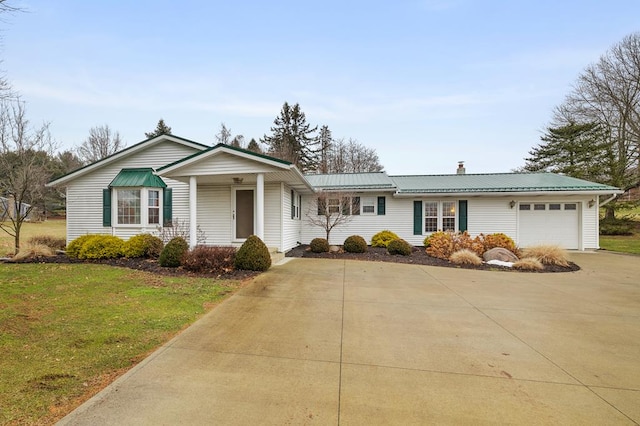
[246,138,262,154]
[317,125,332,174]
[261,102,318,172]
[145,119,172,138]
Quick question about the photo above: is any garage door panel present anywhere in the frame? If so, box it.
[519,203,579,249]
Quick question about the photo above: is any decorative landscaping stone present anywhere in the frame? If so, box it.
[329,245,340,253]
[483,247,518,263]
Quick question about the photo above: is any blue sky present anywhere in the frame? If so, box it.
[2,1,639,174]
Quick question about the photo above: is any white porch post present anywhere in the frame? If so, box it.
[256,173,264,240]
[189,176,197,249]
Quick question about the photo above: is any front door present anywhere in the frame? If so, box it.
[234,189,254,240]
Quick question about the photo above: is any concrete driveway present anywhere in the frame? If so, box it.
[59,252,640,425]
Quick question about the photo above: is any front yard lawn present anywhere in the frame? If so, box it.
[0,263,244,425]
[600,234,640,255]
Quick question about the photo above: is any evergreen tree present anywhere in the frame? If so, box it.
[524,122,608,182]
[246,138,262,154]
[261,102,318,172]
[145,119,172,138]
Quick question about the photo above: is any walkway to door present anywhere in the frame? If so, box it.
[60,253,640,424]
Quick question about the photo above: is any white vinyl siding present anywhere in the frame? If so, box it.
[282,184,302,252]
[65,141,198,243]
[169,152,277,176]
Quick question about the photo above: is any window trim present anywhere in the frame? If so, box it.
[423,200,458,234]
[113,187,163,227]
[362,197,376,215]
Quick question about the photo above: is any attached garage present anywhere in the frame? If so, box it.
[518,202,580,249]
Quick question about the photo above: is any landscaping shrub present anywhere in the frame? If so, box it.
[521,245,569,267]
[371,230,400,248]
[599,220,634,235]
[481,233,519,255]
[309,237,330,253]
[234,235,271,271]
[78,235,124,260]
[66,234,98,258]
[343,235,368,253]
[425,231,454,260]
[387,238,412,256]
[13,243,54,261]
[513,257,544,271]
[123,234,164,259]
[449,249,483,266]
[28,235,67,251]
[182,246,236,274]
[453,231,485,257]
[159,237,189,267]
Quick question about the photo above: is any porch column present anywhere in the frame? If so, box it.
[189,176,197,249]
[256,173,264,240]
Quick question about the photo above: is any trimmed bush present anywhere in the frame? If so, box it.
[182,246,236,274]
[234,235,271,271]
[482,233,519,255]
[78,235,124,260]
[449,249,483,266]
[66,234,98,259]
[600,220,634,235]
[371,230,400,248]
[343,235,367,253]
[159,237,189,267]
[123,234,164,259]
[425,231,455,260]
[310,238,330,253]
[28,235,67,251]
[513,257,544,271]
[521,245,570,267]
[387,238,412,256]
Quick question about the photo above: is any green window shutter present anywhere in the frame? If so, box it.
[291,190,295,219]
[163,188,172,226]
[317,198,326,215]
[102,189,112,227]
[377,196,386,215]
[352,197,361,215]
[413,200,422,235]
[458,200,468,232]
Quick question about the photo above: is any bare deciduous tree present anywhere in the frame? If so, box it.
[549,32,640,219]
[77,124,124,164]
[0,99,55,254]
[326,138,384,173]
[215,122,232,145]
[305,191,358,244]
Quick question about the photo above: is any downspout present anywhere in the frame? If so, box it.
[596,193,618,251]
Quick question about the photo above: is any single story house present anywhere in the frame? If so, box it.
[48,134,622,252]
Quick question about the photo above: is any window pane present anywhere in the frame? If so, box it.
[442,217,455,231]
[351,197,361,215]
[534,204,546,211]
[565,203,577,210]
[117,190,141,224]
[328,198,340,214]
[549,203,561,210]
[519,204,531,211]
[425,217,438,233]
[425,202,438,217]
[442,201,455,217]
[362,197,374,214]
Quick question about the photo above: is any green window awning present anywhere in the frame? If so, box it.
[109,168,167,188]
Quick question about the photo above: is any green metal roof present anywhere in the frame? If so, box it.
[304,172,396,190]
[389,173,620,193]
[109,168,167,188]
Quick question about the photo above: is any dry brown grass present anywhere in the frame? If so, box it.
[12,243,55,261]
[521,245,569,267]
[449,249,483,266]
[513,257,544,271]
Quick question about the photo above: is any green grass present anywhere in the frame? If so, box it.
[0,263,243,425]
[0,219,66,257]
[600,235,640,254]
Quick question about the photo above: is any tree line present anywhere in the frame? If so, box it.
[523,32,640,219]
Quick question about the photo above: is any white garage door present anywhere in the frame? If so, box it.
[518,202,580,249]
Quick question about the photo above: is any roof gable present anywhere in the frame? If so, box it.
[47,134,208,187]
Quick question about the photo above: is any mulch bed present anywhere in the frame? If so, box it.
[286,245,580,273]
[6,246,580,275]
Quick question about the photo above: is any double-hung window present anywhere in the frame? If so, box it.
[362,197,375,214]
[116,188,162,226]
[424,200,457,233]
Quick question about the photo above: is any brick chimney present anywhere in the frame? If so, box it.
[457,161,465,175]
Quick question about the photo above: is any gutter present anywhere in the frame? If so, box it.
[392,189,624,198]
